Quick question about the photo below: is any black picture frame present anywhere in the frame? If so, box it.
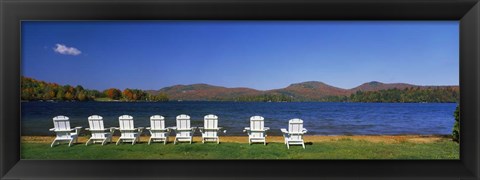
[1,0,479,179]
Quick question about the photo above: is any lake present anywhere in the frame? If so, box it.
[21,101,456,136]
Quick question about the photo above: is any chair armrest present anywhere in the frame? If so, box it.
[108,127,117,133]
[49,128,55,131]
[87,128,111,132]
[280,128,288,134]
[302,128,308,133]
[73,127,82,134]
[243,127,250,133]
[289,132,306,135]
[147,127,169,132]
[201,127,220,130]
[175,128,193,131]
[217,127,224,133]
[264,127,270,131]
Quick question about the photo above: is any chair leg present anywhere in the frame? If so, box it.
[69,139,74,147]
[190,137,192,144]
[148,137,152,145]
[217,138,219,144]
[85,138,91,146]
[302,143,305,149]
[287,143,290,149]
[174,137,177,145]
[116,138,121,145]
[51,139,57,147]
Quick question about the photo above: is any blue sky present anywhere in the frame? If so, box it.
[22,21,459,91]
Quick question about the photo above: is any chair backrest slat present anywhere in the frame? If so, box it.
[204,114,218,129]
[250,116,264,130]
[53,115,70,130]
[88,115,104,130]
[150,115,165,130]
[176,114,191,129]
[288,118,303,133]
[119,115,134,130]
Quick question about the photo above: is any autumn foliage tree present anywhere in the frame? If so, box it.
[104,88,122,100]
[21,76,165,102]
[21,76,94,101]
[348,87,459,103]
[148,93,169,102]
[123,89,134,100]
[122,88,147,101]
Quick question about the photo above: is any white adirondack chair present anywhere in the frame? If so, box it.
[198,114,225,144]
[49,115,82,147]
[85,115,115,146]
[115,115,144,145]
[146,115,170,145]
[243,116,270,145]
[281,118,308,149]
[171,114,196,144]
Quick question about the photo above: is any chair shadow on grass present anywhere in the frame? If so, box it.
[50,141,315,147]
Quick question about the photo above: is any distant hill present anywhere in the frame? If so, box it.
[350,81,416,92]
[268,81,350,101]
[147,81,459,101]
[147,84,262,101]
[350,81,458,92]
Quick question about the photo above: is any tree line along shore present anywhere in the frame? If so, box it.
[21,76,459,103]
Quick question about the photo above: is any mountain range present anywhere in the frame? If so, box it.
[146,81,459,101]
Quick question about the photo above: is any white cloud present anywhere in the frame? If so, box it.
[53,44,82,56]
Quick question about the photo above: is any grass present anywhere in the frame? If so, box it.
[21,137,459,160]
[93,97,114,101]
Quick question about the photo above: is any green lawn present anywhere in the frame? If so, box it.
[21,138,459,160]
[93,97,114,101]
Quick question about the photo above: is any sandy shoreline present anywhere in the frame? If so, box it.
[22,135,450,144]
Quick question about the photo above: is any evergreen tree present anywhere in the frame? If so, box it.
[452,104,460,143]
